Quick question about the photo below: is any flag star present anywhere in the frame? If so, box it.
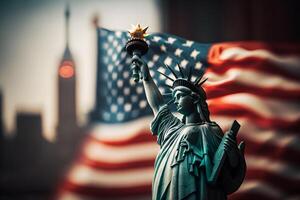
[116,113,125,121]
[124,103,132,112]
[164,56,172,66]
[115,31,122,38]
[147,61,154,68]
[110,104,118,113]
[112,54,117,61]
[167,37,176,44]
[153,55,159,61]
[103,42,109,49]
[113,40,118,47]
[183,40,194,47]
[160,45,167,52]
[116,46,122,53]
[108,35,114,42]
[102,112,110,120]
[174,48,183,57]
[195,62,203,70]
[139,100,147,109]
[120,52,127,59]
[180,59,189,68]
[190,50,200,59]
[152,36,161,42]
[107,48,113,56]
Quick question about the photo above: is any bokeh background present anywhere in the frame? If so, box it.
[0,0,299,199]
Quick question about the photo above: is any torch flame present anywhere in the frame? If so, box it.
[128,24,148,40]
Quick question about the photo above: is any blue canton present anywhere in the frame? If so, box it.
[94,28,211,123]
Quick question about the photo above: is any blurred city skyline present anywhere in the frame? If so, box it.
[0,0,161,141]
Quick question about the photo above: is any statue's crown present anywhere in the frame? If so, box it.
[159,64,207,103]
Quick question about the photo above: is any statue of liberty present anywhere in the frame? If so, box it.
[126,25,246,200]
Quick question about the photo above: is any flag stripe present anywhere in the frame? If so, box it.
[68,165,153,187]
[61,181,151,198]
[80,156,155,171]
[210,105,300,131]
[82,140,159,163]
[206,80,300,100]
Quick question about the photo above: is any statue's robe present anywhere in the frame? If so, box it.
[151,105,245,200]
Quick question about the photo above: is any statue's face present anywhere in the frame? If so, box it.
[173,88,196,116]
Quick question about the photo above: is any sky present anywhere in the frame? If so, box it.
[0,0,161,141]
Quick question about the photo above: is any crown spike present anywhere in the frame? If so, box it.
[164,64,178,79]
[194,73,204,85]
[162,83,173,89]
[158,71,175,82]
[187,65,192,81]
[198,77,208,86]
[176,64,185,78]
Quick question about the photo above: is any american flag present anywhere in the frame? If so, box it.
[57,28,300,200]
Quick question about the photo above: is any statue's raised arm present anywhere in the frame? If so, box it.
[132,55,164,115]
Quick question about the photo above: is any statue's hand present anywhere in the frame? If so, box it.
[132,55,150,81]
[224,132,240,168]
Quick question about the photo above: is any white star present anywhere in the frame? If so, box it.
[147,61,154,68]
[120,52,127,59]
[167,37,176,44]
[195,62,203,70]
[174,48,183,57]
[139,100,147,109]
[180,59,189,68]
[113,40,118,47]
[116,113,125,121]
[108,35,114,42]
[117,97,124,104]
[103,42,109,49]
[102,112,110,120]
[183,40,193,47]
[112,54,117,61]
[164,56,172,66]
[124,103,132,112]
[115,31,122,38]
[152,36,161,42]
[117,80,123,88]
[116,46,122,53]
[110,104,118,113]
[153,55,159,61]
[160,45,167,52]
[124,87,130,95]
[190,50,200,59]
[107,48,113,56]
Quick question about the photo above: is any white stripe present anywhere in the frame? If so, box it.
[205,68,300,90]
[212,116,300,151]
[91,116,152,141]
[219,47,300,76]
[208,93,300,121]
[247,155,300,180]
[84,140,159,163]
[237,180,282,198]
[68,165,153,187]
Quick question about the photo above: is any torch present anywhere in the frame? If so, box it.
[126,24,149,82]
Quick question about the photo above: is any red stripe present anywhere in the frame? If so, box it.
[79,156,155,171]
[209,42,300,57]
[245,169,300,195]
[229,191,280,200]
[210,103,300,132]
[61,181,151,198]
[243,138,300,167]
[90,130,156,146]
[204,79,300,100]
[206,61,300,81]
